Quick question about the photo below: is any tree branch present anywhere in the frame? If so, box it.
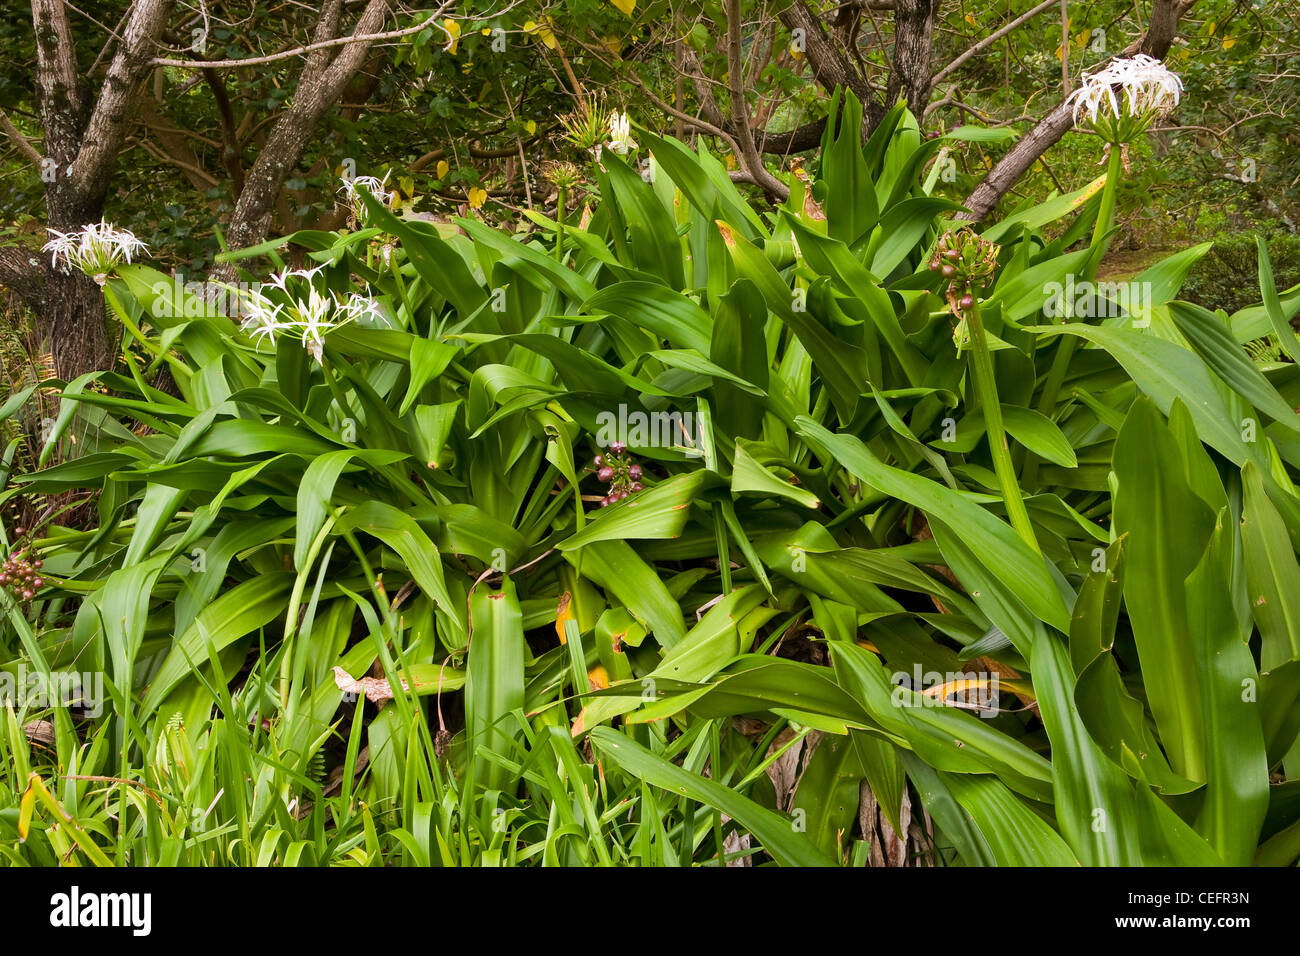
[0,107,43,166]
[930,0,1060,91]
[724,0,789,200]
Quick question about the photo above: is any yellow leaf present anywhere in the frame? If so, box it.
[1070,172,1108,210]
[444,18,460,55]
[524,119,536,136]
[436,159,449,179]
[1075,28,1091,48]
[587,665,610,691]
[1207,20,1216,35]
[965,13,976,25]
[481,27,492,36]
[468,186,487,209]
[555,592,574,644]
[610,0,635,15]
[1222,36,1236,50]
[525,18,557,49]
[601,36,622,54]
[17,779,34,842]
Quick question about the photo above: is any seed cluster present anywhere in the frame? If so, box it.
[0,546,44,603]
[592,442,644,508]
[929,227,1000,317]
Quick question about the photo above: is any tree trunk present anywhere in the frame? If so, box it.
[212,0,391,282]
[6,0,176,380]
[887,0,940,118]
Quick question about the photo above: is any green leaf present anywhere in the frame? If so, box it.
[590,727,836,867]
[731,441,819,508]
[559,471,712,550]
[466,576,526,792]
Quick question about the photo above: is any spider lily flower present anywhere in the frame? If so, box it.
[231,267,381,364]
[338,172,396,222]
[606,111,638,155]
[42,222,149,285]
[1068,54,1183,143]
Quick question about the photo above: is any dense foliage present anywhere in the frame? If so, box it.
[3,92,1300,866]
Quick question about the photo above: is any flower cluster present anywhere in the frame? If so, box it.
[606,112,637,156]
[0,549,43,603]
[1068,54,1183,143]
[559,95,637,160]
[592,442,644,507]
[232,265,382,363]
[43,222,149,285]
[338,173,397,223]
[930,228,1000,350]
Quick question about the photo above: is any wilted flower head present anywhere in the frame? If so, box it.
[542,161,584,192]
[606,111,637,155]
[559,95,611,157]
[338,172,396,222]
[930,227,1000,350]
[230,266,382,364]
[1068,54,1183,142]
[43,222,149,285]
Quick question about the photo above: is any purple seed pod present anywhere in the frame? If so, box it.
[593,455,604,467]
[598,496,611,508]
[628,464,642,479]
[21,590,32,601]
[32,559,41,569]
[959,294,974,309]
[0,575,7,585]
[597,466,615,482]
[609,441,627,454]
[32,578,43,589]
[629,482,643,493]
[940,264,956,277]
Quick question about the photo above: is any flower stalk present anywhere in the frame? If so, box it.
[966,298,1040,553]
[932,228,1040,553]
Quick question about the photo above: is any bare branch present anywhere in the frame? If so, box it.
[724,0,789,200]
[149,7,454,69]
[0,107,43,167]
[930,0,1060,91]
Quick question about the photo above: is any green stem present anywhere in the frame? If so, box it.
[555,185,567,262]
[1024,143,1125,488]
[966,299,1040,553]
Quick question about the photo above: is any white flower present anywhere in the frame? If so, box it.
[43,222,149,284]
[1069,54,1183,139]
[264,264,326,293]
[231,269,380,365]
[338,172,396,221]
[237,293,283,345]
[606,112,637,155]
